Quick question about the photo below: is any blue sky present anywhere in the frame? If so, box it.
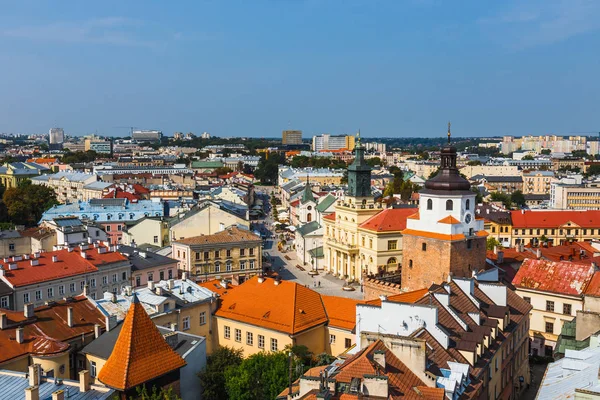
[0,0,599,138]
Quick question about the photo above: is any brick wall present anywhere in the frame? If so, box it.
[362,277,403,300]
[401,235,487,292]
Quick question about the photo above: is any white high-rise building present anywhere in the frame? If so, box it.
[49,128,64,145]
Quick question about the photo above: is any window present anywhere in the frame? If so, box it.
[329,334,336,344]
[467,239,472,249]
[160,271,165,281]
[102,276,108,285]
[204,251,209,260]
[563,304,572,315]
[23,293,30,303]
[240,261,246,270]
[153,236,159,243]
[195,252,201,260]
[80,281,85,290]
[47,287,54,298]
[235,328,242,342]
[446,199,453,211]
[249,260,255,269]
[0,296,8,308]
[226,250,231,258]
[369,239,373,248]
[466,199,470,210]
[106,225,111,232]
[409,259,413,269]
[168,269,173,279]
[258,334,265,349]
[183,317,190,330]
[90,361,97,378]
[148,272,154,282]
[247,332,254,346]
[135,276,141,286]
[546,301,555,312]
[8,243,14,251]
[492,227,496,233]
[117,225,122,231]
[427,199,433,210]
[35,290,42,301]
[122,272,127,281]
[215,262,220,273]
[387,240,397,250]
[199,311,206,325]
[249,248,254,256]
[224,326,231,339]
[545,322,554,333]
[215,250,220,258]
[112,274,117,283]
[422,243,427,251]
[226,261,232,272]
[59,285,65,296]
[271,338,278,351]
[240,248,245,256]
[345,338,352,348]
[523,297,531,304]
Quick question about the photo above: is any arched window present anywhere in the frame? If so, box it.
[387,257,397,265]
[427,199,433,210]
[446,200,453,211]
[466,199,470,210]
[307,213,312,222]
[409,259,413,269]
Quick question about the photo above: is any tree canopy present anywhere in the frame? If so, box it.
[198,346,243,400]
[2,180,58,226]
[254,153,286,185]
[60,150,99,164]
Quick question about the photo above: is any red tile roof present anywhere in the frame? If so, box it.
[486,248,528,264]
[511,210,600,228]
[512,258,596,296]
[358,208,418,232]
[321,295,360,331]
[27,158,58,164]
[198,279,235,296]
[216,277,328,335]
[0,296,105,364]
[0,246,127,287]
[98,293,186,390]
[437,215,461,224]
[323,212,336,221]
[364,288,429,306]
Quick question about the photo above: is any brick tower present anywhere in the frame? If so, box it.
[401,124,487,291]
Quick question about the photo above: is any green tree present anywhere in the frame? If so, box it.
[130,385,181,400]
[198,346,243,400]
[60,150,99,164]
[486,237,502,251]
[214,167,234,176]
[366,157,382,167]
[521,155,535,161]
[541,149,551,155]
[3,180,58,226]
[490,192,511,209]
[585,164,600,178]
[254,153,286,185]
[511,190,526,208]
[471,187,483,204]
[290,155,310,168]
[466,160,482,166]
[315,352,336,366]
[340,170,348,185]
[225,351,299,400]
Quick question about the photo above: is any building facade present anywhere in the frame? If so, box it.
[282,130,302,145]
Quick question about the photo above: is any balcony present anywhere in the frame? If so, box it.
[325,237,358,252]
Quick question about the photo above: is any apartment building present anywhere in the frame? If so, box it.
[471,175,523,194]
[312,134,355,151]
[31,172,112,203]
[512,258,595,356]
[551,182,600,210]
[172,226,262,284]
[523,170,555,195]
[0,162,49,188]
[476,204,512,247]
[282,130,302,145]
[0,244,130,310]
[510,210,600,246]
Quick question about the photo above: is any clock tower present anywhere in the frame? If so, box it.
[401,124,488,291]
[347,133,372,205]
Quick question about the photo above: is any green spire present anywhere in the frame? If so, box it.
[301,176,315,204]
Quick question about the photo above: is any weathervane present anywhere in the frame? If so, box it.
[356,130,361,146]
[447,122,451,144]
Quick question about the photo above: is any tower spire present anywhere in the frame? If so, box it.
[447,122,451,144]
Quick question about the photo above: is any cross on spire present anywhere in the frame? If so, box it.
[447,122,451,144]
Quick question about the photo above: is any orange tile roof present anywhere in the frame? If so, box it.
[437,215,461,224]
[321,295,360,331]
[0,296,105,364]
[407,212,420,220]
[216,277,328,335]
[585,272,600,297]
[198,279,235,295]
[98,293,186,391]
[511,210,600,228]
[0,246,127,287]
[323,212,336,221]
[358,208,418,232]
[401,228,466,241]
[512,258,596,296]
[173,226,261,246]
[364,288,429,306]
[27,157,58,164]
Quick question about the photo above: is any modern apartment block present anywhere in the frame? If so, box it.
[282,130,302,145]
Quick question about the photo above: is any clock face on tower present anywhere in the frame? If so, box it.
[464,213,472,224]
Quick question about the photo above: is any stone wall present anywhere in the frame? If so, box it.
[362,277,403,300]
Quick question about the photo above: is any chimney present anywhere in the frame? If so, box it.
[28,364,41,386]
[16,327,24,343]
[155,286,164,296]
[24,387,39,400]
[182,272,188,281]
[258,277,264,283]
[110,292,117,303]
[80,251,87,259]
[52,255,58,262]
[493,246,498,255]
[0,313,6,329]
[79,370,91,393]
[67,247,73,253]
[24,303,34,318]
[83,284,90,296]
[67,307,73,328]
[167,279,175,290]
[51,390,65,400]
[105,314,117,332]
[536,248,542,258]
[170,322,178,331]
[94,324,102,339]
[373,350,386,370]
[274,279,280,286]
[148,280,155,290]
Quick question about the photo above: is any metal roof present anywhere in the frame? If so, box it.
[0,370,114,399]
[53,217,84,227]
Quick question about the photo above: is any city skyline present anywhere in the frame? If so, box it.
[0,0,599,138]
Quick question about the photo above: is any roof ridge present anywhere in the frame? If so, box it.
[292,282,299,334]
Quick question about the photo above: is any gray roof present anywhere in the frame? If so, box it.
[119,245,177,271]
[53,217,84,227]
[83,181,113,190]
[471,175,523,183]
[0,370,114,400]
[0,230,22,239]
[89,198,127,207]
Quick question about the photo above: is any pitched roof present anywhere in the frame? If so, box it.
[315,194,337,212]
[437,215,461,224]
[584,272,600,297]
[321,295,360,331]
[300,184,316,204]
[359,208,418,232]
[0,296,105,365]
[511,210,600,228]
[512,258,596,296]
[173,226,260,246]
[296,221,321,236]
[0,246,127,287]
[323,212,336,221]
[215,277,328,335]
[364,288,429,306]
[97,293,186,391]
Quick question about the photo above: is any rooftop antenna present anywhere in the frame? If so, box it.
[447,121,451,144]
